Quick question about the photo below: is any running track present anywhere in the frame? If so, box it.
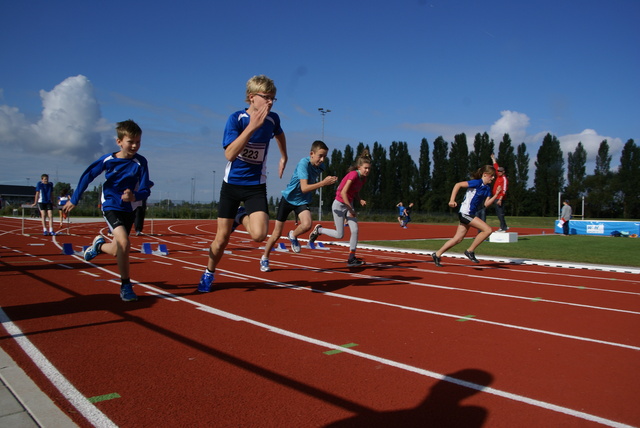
[1,217,639,427]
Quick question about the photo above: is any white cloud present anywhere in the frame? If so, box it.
[557,129,624,165]
[489,110,530,144]
[0,75,111,163]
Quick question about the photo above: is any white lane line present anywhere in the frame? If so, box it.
[0,307,117,428]
[56,239,639,350]
[143,287,634,428]
[201,271,640,351]
[214,254,640,316]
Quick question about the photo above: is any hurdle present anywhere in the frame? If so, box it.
[20,204,37,236]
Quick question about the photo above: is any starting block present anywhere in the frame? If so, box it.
[272,242,288,252]
[142,242,169,255]
[62,243,84,256]
[306,242,330,250]
[489,232,518,243]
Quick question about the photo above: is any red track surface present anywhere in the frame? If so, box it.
[1,217,639,427]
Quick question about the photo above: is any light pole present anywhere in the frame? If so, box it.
[191,178,195,204]
[318,107,331,221]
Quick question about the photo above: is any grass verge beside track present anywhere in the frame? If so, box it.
[363,234,640,268]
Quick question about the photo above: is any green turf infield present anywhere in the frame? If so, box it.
[363,234,640,268]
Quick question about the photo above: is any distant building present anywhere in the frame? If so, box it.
[0,185,36,208]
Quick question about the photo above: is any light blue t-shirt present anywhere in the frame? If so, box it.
[281,156,325,206]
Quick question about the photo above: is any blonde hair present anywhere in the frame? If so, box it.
[245,75,277,103]
[471,165,496,180]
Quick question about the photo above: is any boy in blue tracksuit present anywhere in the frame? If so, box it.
[64,119,152,301]
[259,140,337,272]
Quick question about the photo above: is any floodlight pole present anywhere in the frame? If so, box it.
[318,108,331,221]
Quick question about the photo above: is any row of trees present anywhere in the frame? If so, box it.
[44,133,639,220]
[317,133,639,219]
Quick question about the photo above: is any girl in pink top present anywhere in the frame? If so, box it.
[308,149,371,267]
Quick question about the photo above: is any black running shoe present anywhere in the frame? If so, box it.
[431,252,442,267]
[347,257,365,267]
[464,250,479,263]
[308,224,321,245]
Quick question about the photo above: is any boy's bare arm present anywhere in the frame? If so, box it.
[275,133,288,178]
[300,175,337,193]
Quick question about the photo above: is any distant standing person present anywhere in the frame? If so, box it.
[198,75,288,292]
[64,119,153,302]
[561,199,572,236]
[260,140,337,272]
[308,149,371,267]
[431,165,501,267]
[491,154,509,232]
[32,174,55,236]
[58,190,70,231]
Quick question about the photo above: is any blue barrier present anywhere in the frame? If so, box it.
[554,220,640,236]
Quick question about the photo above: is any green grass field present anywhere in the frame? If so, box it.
[362,217,640,268]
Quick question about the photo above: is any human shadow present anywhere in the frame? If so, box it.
[326,368,493,428]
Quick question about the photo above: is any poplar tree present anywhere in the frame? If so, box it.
[449,133,470,183]
[617,139,640,218]
[417,138,431,211]
[430,136,449,212]
[585,140,616,217]
[370,141,387,209]
[534,133,564,216]
[510,142,530,216]
[469,132,494,169]
[566,142,587,200]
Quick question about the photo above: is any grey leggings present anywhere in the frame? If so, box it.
[319,200,359,251]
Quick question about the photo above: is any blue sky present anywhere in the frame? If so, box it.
[1,0,638,203]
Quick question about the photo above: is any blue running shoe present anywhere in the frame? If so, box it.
[231,206,247,232]
[198,271,214,293]
[260,257,271,272]
[120,283,138,302]
[288,231,301,253]
[43,231,49,236]
[84,235,105,261]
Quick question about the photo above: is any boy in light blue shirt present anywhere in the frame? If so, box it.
[259,140,337,272]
